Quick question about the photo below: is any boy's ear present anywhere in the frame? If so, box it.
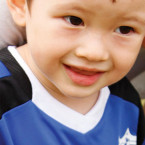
[7,0,26,27]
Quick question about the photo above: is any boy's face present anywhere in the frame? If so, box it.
[20,0,145,99]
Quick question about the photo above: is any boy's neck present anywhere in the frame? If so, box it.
[44,86,100,115]
[34,72,100,115]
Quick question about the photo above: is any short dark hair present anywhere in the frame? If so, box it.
[26,0,32,8]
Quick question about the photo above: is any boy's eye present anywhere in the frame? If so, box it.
[115,26,135,35]
[64,16,84,26]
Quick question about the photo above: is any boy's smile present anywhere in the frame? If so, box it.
[63,64,104,86]
[15,0,145,113]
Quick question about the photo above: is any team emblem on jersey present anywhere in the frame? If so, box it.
[119,128,137,145]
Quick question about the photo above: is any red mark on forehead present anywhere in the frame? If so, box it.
[112,0,116,3]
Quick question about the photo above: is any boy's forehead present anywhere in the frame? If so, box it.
[50,0,145,12]
[52,0,145,6]
[49,0,145,16]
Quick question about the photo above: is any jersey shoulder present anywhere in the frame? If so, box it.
[109,77,145,145]
[0,48,32,119]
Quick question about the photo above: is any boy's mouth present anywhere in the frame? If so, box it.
[63,64,103,86]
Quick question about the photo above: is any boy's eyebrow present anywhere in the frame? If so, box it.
[122,16,145,26]
[53,0,106,14]
[54,3,88,13]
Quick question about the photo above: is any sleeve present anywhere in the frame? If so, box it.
[0,48,32,119]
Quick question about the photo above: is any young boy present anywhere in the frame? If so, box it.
[0,0,145,144]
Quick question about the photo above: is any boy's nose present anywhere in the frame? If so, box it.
[75,34,109,62]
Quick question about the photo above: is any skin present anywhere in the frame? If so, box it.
[7,0,145,114]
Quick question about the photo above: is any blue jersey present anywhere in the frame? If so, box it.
[0,48,144,145]
[0,96,139,145]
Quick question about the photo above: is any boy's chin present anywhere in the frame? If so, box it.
[57,83,101,99]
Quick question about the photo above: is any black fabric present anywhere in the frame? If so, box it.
[109,78,145,145]
[0,48,32,119]
[109,77,140,106]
